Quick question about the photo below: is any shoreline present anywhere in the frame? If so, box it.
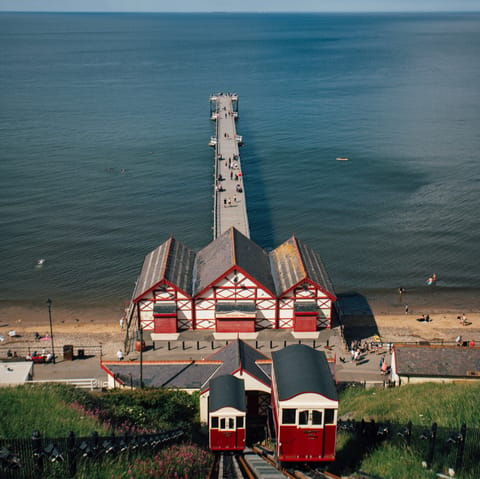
[1,287,478,351]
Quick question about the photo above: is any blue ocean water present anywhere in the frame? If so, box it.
[1,12,480,307]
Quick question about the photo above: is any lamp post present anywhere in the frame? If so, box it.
[46,298,55,364]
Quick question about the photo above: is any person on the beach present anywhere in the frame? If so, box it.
[354,348,361,365]
[398,287,405,296]
[456,335,463,346]
[405,304,409,315]
[460,313,467,325]
[381,358,388,375]
[116,350,124,360]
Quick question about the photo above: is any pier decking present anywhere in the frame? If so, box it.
[210,93,250,239]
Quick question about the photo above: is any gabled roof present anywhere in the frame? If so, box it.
[203,339,271,389]
[209,375,246,413]
[102,340,273,393]
[133,237,196,301]
[102,362,220,389]
[272,344,338,401]
[269,235,336,298]
[193,227,276,296]
[394,345,480,378]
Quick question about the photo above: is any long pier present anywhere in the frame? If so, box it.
[210,93,250,239]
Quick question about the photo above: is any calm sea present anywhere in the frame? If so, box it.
[1,12,480,307]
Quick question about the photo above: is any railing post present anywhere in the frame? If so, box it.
[32,430,43,478]
[424,422,437,468]
[455,424,467,473]
[92,431,99,457]
[67,431,77,478]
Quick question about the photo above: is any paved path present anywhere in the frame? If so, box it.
[29,327,390,387]
[211,93,250,238]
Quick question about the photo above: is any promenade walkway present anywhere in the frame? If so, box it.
[210,93,250,239]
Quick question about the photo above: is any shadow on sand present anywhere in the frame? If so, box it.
[337,292,380,346]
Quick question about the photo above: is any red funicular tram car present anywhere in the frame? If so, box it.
[271,344,338,462]
[208,375,246,451]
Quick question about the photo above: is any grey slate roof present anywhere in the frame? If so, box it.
[271,344,338,401]
[269,236,335,298]
[133,237,196,301]
[103,340,272,392]
[193,227,276,296]
[204,339,271,388]
[209,375,246,413]
[394,345,480,378]
[105,362,220,389]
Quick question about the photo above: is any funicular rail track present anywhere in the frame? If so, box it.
[208,452,249,479]
[249,446,342,479]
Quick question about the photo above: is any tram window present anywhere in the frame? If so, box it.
[282,409,296,424]
[237,416,244,428]
[228,418,235,429]
[220,418,226,429]
[325,409,336,425]
[211,417,219,428]
[299,410,309,425]
[312,410,322,425]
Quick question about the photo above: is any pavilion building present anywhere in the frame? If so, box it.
[128,227,336,338]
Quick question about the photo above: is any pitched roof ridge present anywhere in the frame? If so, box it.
[231,227,237,266]
[292,234,307,281]
[238,339,243,373]
[161,236,174,280]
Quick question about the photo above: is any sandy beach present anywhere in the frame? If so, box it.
[339,287,480,343]
[0,303,126,358]
[1,288,479,359]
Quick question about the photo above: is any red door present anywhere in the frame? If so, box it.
[294,314,317,332]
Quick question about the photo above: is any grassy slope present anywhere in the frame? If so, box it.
[339,382,480,428]
[0,384,109,438]
[332,383,480,479]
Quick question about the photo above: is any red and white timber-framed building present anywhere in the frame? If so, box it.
[193,227,277,333]
[130,236,195,338]
[270,235,336,332]
[127,227,336,337]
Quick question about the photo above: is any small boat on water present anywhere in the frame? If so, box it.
[336,157,349,161]
[37,258,45,265]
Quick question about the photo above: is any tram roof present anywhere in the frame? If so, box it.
[208,375,246,413]
[272,344,338,402]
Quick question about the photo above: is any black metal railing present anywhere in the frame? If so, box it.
[337,419,479,478]
[0,429,184,479]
